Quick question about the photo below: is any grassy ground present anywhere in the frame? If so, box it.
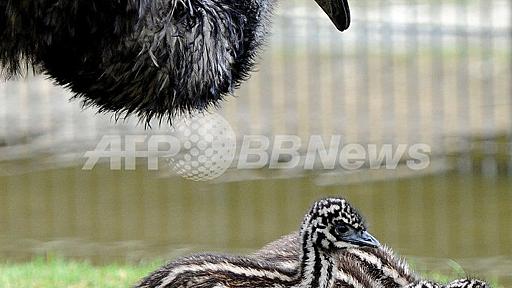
[0,257,503,288]
[0,258,161,288]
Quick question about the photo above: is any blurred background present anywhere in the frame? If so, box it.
[0,0,511,286]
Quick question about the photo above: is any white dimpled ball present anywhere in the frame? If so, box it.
[168,113,236,181]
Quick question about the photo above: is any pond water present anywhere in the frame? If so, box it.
[0,162,510,286]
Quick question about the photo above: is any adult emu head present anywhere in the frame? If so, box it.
[0,0,350,122]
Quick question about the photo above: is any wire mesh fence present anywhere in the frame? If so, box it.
[0,0,510,173]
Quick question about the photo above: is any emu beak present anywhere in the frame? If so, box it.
[345,231,380,248]
[313,0,351,32]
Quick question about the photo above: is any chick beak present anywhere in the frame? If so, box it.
[345,231,381,248]
[313,0,351,32]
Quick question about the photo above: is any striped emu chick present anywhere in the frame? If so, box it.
[405,278,490,288]
[445,279,490,288]
[404,281,442,288]
[254,234,491,288]
[253,233,415,288]
[135,197,380,288]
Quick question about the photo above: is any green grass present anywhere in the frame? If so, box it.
[0,257,161,288]
[409,258,505,288]
[0,257,504,288]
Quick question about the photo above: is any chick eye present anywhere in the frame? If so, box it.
[335,224,351,236]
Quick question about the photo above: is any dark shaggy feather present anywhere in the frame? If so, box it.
[0,0,353,123]
[0,0,273,122]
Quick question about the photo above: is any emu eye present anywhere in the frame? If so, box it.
[335,224,351,236]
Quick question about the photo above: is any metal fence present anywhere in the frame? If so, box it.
[1,0,510,172]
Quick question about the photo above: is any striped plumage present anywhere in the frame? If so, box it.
[135,197,380,288]
[254,233,491,288]
[404,281,441,288]
[406,279,490,288]
[445,279,489,288]
[254,233,415,288]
